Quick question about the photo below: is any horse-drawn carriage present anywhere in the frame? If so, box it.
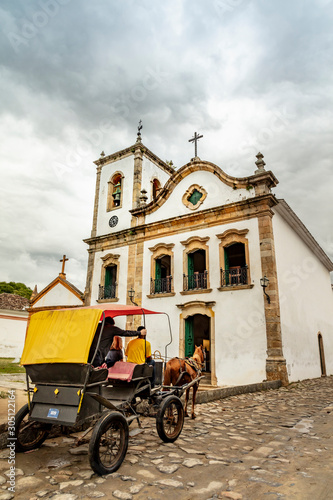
[15,304,204,475]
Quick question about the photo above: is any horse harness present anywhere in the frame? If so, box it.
[173,354,203,386]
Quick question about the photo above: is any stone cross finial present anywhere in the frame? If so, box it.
[255,152,266,174]
[188,131,203,158]
[136,120,143,143]
[59,255,68,278]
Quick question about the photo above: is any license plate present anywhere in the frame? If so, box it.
[47,408,59,418]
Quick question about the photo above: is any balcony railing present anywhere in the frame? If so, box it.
[99,283,117,300]
[150,276,172,294]
[220,266,248,287]
[183,271,208,291]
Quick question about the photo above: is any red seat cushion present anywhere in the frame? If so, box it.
[108,362,137,382]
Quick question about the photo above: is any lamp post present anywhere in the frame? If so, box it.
[260,275,271,304]
[128,288,138,306]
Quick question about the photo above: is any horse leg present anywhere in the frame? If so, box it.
[184,388,190,417]
[191,383,198,419]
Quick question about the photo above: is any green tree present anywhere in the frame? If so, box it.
[0,282,33,299]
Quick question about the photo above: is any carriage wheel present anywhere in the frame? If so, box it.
[156,395,184,443]
[89,412,129,475]
[15,404,50,452]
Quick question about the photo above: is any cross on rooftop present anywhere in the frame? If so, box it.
[188,131,203,158]
[59,255,68,276]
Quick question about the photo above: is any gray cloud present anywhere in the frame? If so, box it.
[0,0,332,292]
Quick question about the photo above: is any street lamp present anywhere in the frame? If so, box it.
[128,287,138,306]
[260,275,271,304]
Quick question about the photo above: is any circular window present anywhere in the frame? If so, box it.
[109,216,119,228]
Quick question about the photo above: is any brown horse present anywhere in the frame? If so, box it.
[163,345,205,419]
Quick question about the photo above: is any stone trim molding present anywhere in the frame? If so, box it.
[180,289,213,295]
[257,213,289,386]
[93,142,174,175]
[130,160,278,217]
[96,298,119,303]
[146,292,176,299]
[182,184,207,210]
[91,166,102,238]
[181,236,210,291]
[100,253,120,301]
[216,228,251,286]
[218,284,254,292]
[107,171,124,212]
[84,194,278,253]
[176,300,217,386]
[148,243,175,294]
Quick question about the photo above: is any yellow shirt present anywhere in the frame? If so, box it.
[125,338,151,364]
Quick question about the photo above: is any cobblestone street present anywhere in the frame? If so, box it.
[1,377,333,500]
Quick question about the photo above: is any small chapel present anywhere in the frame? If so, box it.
[83,126,333,387]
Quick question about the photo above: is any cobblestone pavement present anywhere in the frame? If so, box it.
[1,376,333,500]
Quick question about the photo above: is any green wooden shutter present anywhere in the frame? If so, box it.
[105,267,111,287]
[224,249,229,285]
[185,317,194,357]
[155,259,162,293]
[188,253,194,289]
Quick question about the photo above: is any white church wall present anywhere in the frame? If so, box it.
[141,156,171,202]
[141,217,268,386]
[32,283,83,307]
[146,169,255,225]
[272,210,333,381]
[96,156,134,236]
[0,311,28,358]
[90,246,130,306]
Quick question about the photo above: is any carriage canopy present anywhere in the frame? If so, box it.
[20,304,161,365]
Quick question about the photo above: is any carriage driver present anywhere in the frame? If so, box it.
[88,317,138,367]
[125,326,156,388]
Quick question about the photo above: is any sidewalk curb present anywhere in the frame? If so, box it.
[196,380,282,404]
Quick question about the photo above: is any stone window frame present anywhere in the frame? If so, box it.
[176,300,217,386]
[147,243,175,298]
[180,236,212,295]
[216,228,253,291]
[97,253,120,303]
[107,171,124,212]
[151,177,162,201]
[182,184,207,210]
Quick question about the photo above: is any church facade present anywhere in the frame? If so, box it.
[84,132,333,387]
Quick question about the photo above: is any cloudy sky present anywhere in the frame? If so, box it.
[0,0,332,293]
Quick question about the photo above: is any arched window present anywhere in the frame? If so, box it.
[148,243,175,297]
[152,178,161,201]
[98,253,120,302]
[107,172,123,211]
[217,229,251,288]
[180,236,211,294]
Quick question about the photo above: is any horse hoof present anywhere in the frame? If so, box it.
[191,415,196,420]
[185,413,189,418]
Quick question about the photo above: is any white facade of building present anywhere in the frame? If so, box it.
[84,136,333,387]
[0,309,28,358]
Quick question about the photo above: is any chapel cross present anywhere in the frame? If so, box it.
[188,131,203,157]
[60,255,68,276]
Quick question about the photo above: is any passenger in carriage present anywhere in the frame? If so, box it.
[105,335,123,368]
[88,317,138,367]
[125,326,156,387]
